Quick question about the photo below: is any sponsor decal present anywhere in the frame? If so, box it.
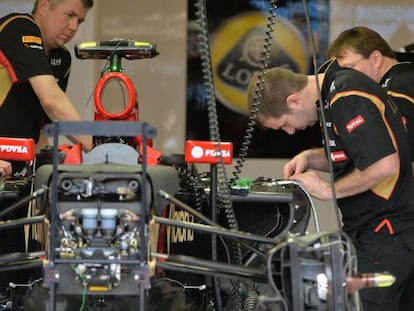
[329,81,336,93]
[331,151,348,162]
[0,138,34,160]
[167,204,195,251]
[0,145,28,154]
[22,35,42,45]
[382,78,391,88]
[29,45,42,49]
[185,140,233,164]
[346,115,365,133]
[191,146,231,158]
[402,116,407,128]
[50,58,62,66]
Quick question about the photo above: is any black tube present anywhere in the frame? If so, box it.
[153,216,278,245]
[0,215,45,230]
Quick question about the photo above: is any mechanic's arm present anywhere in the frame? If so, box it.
[290,153,398,200]
[29,75,93,152]
[284,147,329,178]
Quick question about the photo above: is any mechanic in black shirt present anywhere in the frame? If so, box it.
[328,26,414,176]
[247,61,414,310]
[0,0,94,175]
[0,0,94,295]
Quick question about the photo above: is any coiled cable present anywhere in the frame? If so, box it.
[230,1,278,184]
[194,0,242,309]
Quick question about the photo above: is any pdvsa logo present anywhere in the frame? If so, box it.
[190,146,204,159]
[0,138,34,161]
[185,140,233,164]
[191,146,231,159]
[0,145,28,154]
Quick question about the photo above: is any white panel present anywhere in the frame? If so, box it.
[0,0,32,15]
[330,0,414,49]
[93,0,187,155]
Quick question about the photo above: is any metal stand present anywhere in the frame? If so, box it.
[43,120,157,311]
[209,163,224,310]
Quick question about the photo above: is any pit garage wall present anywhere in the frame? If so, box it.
[2,0,413,232]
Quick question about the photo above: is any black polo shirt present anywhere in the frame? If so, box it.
[0,13,70,143]
[320,60,414,234]
[380,62,414,162]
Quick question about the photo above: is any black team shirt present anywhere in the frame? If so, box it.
[320,60,414,234]
[0,13,71,143]
[380,62,414,162]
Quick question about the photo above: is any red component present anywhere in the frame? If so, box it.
[94,72,138,120]
[59,144,83,164]
[0,137,35,161]
[93,72,153,148]
[139,144,162,166]
[185,140,233,164]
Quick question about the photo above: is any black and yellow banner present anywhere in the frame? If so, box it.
[186,0,329,158]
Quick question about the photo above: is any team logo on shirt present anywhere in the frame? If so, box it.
[382,77,391,88]
[329,81,336,93]
[50,58,62,66]
[330,151,348,162]
[346,115,365,133]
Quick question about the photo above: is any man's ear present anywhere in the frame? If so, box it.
[370,50,384,68]
[286,93,301,109]
[37,0,49,14]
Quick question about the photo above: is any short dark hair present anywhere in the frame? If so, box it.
[328,26,396,59]
[247,67,307,119]
[32,0,94,14]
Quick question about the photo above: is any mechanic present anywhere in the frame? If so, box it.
[0,0,94,295]
[328,26,414,175]
[0,0,94,176]
[247,60,414,310]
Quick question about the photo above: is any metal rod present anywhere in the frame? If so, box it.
[0,215,45,230]
[153,216,278,244]
[154,256,266,282]
[0,187,46,219]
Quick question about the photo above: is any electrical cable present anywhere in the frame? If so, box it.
[193,0,242,265]
[301,0,342,229]
[193,0,242,309]
[83,39,128,110]
[230,1,278,185]
[277,179,320,232]
[192,3,279,309]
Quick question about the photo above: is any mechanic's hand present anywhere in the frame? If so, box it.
[289,170,331,201]
[284,151,309,178]
[0,160,12,177]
